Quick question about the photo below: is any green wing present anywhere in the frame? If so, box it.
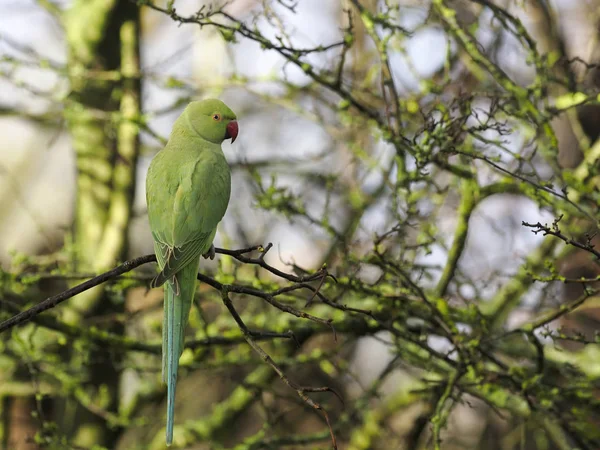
[150,231,215,288]
[147,144,231,284]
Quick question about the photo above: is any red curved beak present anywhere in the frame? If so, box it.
[226,120,239,143]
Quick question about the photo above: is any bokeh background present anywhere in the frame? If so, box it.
[1,1,600,449]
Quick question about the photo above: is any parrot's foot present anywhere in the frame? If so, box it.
[171,276,180,295]
[202,244,216,260]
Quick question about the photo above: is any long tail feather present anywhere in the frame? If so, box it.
[163,262,198,446]
[165,281,177,446]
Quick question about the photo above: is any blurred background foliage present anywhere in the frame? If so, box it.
[1,0,600,449]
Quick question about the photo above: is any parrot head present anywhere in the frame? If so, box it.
[182,99,239,144]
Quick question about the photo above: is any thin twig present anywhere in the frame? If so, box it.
[0,254,156,333]
[221,289,340,449]
[522,217,600,259]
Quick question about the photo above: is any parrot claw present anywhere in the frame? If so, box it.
[202,244,216,260]
[171,276,180,295]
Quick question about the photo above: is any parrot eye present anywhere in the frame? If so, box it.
[212,114,221,121]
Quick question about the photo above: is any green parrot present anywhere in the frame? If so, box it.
[146,99,238,445]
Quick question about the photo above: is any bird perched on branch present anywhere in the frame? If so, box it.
[146,99,238,445]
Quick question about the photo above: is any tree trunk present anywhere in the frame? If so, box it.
[61,1,140,446]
